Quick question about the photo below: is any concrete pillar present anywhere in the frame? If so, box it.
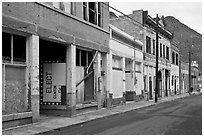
[66,44,76,117]
[106,51,113,108]
[104,52,112,108]
[122,57,126,94]
[133,60,136,92]
[29,35,39,122]
[94,52,102,109]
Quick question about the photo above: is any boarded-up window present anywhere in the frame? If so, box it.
[5,66,27,113]
[2,31,28,114]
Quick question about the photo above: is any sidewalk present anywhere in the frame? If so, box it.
[2,92,200,135]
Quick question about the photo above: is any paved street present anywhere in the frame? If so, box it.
[39,94,202,135]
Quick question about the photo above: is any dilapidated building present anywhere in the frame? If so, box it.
[170,42,180,95]
[2,2,110,129]
[109,25,143,104]
[110,10,173,100]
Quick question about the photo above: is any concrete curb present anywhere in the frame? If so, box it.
[2,93,199,135]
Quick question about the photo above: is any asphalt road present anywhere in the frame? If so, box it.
[39,94,202,135]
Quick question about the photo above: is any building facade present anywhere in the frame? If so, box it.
[2,2,110,128]
[180,61,189,94]
[109,25,143,104]
[110,10,173,100]
[191,61,199,91]
[170,42,180,95]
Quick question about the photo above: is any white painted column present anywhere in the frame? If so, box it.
[66,44,76,116]
[122,57,126,94]
[29,35,39,122]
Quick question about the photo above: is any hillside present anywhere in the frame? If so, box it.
[164,16,202,70]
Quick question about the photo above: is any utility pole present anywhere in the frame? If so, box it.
[189,45,192,94]
[155,14,159,103]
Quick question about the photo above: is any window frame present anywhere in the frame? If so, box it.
[160,43,162,58]
[2,30,29,113]
[166,46,169,60]
[83,2,102,27]
[76,48,93,67]
[163,44,165,59]
[176,53,179,66]
[146,36,151,54]
[172,51,175,64]
[152,39,155,55]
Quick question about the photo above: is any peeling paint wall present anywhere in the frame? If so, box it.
[2,2,109,51]
[4,66,29,114]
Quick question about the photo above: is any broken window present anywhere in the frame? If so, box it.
[89,2,96,24]
[83,2,102,27]
[13,34,26,62]
[76,48,93,67]
[2,32,11,61]
[2,32,26,63]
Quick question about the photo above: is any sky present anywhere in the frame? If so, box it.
[109,1,202,34]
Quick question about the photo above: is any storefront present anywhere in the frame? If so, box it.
[110,25,143,104]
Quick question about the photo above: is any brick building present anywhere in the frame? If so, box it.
[2,2,110,129]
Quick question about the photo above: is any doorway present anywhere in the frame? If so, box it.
[39,39,67,108]
[76,48,94,103]
[149,77,153,99]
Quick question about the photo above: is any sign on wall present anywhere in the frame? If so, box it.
[43,63,66,103]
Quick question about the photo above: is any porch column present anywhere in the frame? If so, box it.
[29,35,39,122]
[66,44,76,117]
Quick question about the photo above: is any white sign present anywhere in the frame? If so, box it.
[43,63,66,102]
